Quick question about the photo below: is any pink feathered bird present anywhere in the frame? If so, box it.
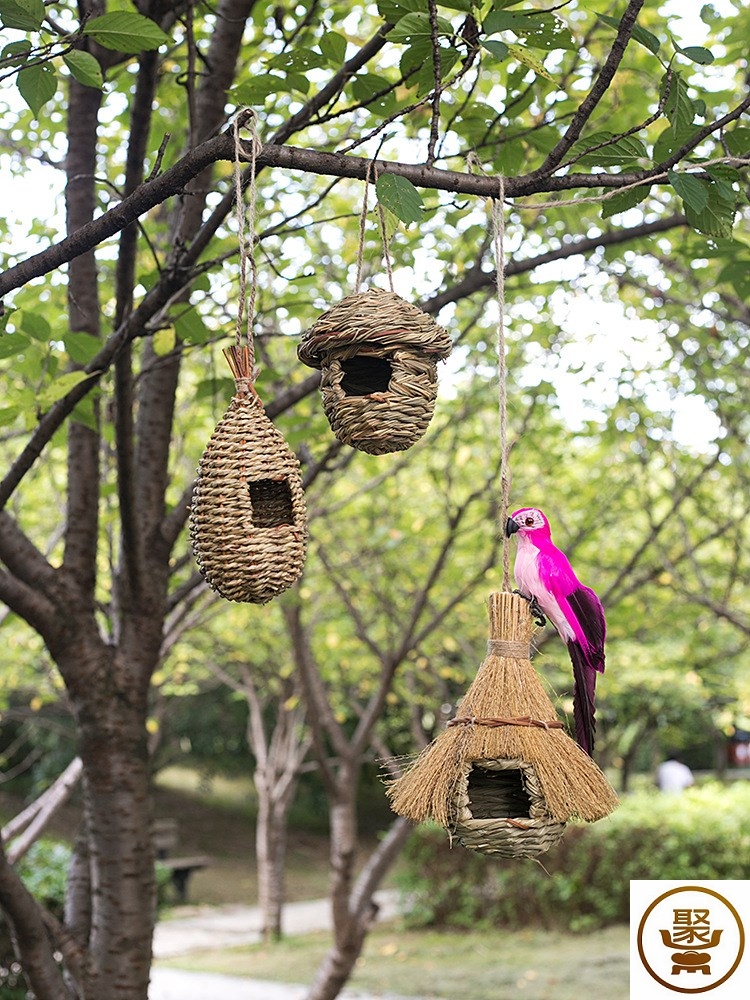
[505,507,605,756]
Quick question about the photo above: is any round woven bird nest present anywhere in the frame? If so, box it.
[189,347,307,604]
[297,288,452,455]
[387,592,617,858]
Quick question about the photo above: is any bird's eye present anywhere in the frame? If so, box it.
[524,516,535,526]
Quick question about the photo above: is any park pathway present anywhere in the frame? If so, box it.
[149,891,417,1000]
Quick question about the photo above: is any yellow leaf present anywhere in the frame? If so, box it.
[507,43,555,82]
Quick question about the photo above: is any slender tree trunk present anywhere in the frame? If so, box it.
[255,793,289,942]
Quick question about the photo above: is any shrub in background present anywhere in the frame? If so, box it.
[396,782,750,932]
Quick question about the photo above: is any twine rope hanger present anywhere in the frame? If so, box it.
[354,160,395,294]
[449,176,562,736]
[231,109,263,389]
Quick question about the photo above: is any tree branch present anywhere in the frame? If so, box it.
[0,132,711,302]
[113,49,160,602]
[0,840,74,1000]
[2,758,83,864]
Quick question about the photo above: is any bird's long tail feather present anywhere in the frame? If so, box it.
[568,640,597,756]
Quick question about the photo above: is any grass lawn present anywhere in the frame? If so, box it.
[158,921,631,1000]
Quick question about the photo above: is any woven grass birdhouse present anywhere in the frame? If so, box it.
[387,592,617,858]
[297,288,452,455]
[189,346,307,604]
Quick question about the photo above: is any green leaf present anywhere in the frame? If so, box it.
[652,123,700,165]
[481,39,509,61]
[83,12,170,54]
[389,12,452,43]
[2,39,32,65]
[717,260,750,299]
[0,0,45,31]
[19,311,51,341]
[286,72,310,96]
[72,393,99,432]
[570,131,647,168]
[679,45,714,65]
[376,173,424,225]
[378,0,424,23]
[400,39,459,94]
[0,406,20,427]
[17,62,57,116]
[0,333,30,359]
[351,73,398,116]
[37,370,95,409]
[684,183,735,238]
[63,50,104,90]
[232,75,285,105]
[597,12,660,55]
[269,48,327,73]
[65,331,101,365]
[662,72,695,131]
[724,128,750,157]
[668,170,709,213]
[506,43,554,82]
[173,308,211,344]
[601,184,652,220]
[152,327,176,356]
[483,10,575,51]
[319,31,347,66]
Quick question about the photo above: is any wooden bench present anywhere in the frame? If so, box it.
[153,818,211,904]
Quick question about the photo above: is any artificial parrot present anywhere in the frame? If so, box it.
[505,507,605,756]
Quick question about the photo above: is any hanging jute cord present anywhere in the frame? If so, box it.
[232,109,262,382]
[492,177,512,590]
[354,160,395,294]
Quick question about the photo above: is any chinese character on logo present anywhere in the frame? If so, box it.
[660,907,724,975]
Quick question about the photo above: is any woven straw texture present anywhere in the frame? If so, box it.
[387,592,617,857]
[298,289,452,455]
[452,757,566,858]
[190,355,307,604]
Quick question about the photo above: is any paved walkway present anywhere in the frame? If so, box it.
[153,892,400,957]
[150,968,417,1000]
[150,892,413,1000]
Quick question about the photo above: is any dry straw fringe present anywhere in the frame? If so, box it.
[386,592,618,831]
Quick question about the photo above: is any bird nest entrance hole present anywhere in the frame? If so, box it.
[248,477,295,528]
[339,353,393,396]
[319,346,441,454]
[452,757,567,858]
[466,765,532,820]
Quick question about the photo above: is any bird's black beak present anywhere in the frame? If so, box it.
[505,517,519,538]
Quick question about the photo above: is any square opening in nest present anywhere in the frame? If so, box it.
[339,355,392,396]
[248,479,295,528]
[466,766,532,820]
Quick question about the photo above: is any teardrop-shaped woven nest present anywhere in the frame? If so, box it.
[190,391,307,604]
[297,289,452,455]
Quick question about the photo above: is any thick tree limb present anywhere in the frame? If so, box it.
[62,77,103,596]
[114,50,161,602]
[0,131,721,302]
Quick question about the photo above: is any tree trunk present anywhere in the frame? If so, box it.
[60,641,156,1000]
[255,794,289,942]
